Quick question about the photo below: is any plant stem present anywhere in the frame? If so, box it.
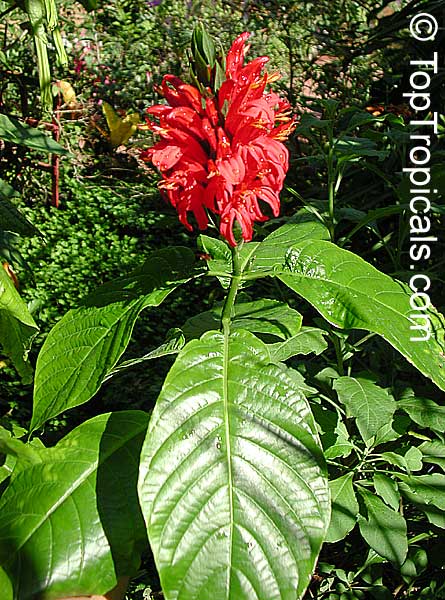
[331,333,344,375]
[221,244,242,334]
[327,143,336,241]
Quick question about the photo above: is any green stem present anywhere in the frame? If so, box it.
[331,333,344,375]
[327,144,335,241]
[221,243,242,334]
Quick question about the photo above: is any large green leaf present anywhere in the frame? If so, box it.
[357,487,408,566]
[0,411,149,599]
[31,247,204,431]
[278,240,445,391]
[0,114,69,155]
[333,377,396,445]
[0,267,38,382]
[138,329,329,600]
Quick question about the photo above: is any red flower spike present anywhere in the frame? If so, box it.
[140,31,295,246]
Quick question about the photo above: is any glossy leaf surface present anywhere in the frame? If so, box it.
[0,411,149,600]
[248,220,330,276]
[278,240,445,391]
[31,248,203,431]
[138,329,329,600]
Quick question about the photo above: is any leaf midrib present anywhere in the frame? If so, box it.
[223,327,234,599]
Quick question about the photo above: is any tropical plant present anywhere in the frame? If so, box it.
[1,16,444,600]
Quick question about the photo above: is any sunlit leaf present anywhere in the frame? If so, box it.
[138,329,329,600]
[373,473,400,510]
[0,114,68,154]
[0,411,149,599]
[278,240,445,392]
[31,247,204,431]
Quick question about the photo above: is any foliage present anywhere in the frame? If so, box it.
[1,0,68,114]
[1,2,444,600]
[0,113,68,382]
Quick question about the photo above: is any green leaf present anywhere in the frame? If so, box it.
[314,407,354,460]
[0,411,149,599]
[0,186,39,236]
[198,235,232,288]
[346,110,390,129]
[249,220,330,276]
[373,473,400,510]
[183,299,302,341]
[380,451,409,471]
[333,377,396,446]
[0,178,39,238]
[0,180,19,200]
[357,487,408,566]
[294,114,332,136]
[0,427,41,467]
[104,329,185,382]
[398,475,445,528]
[0,567,12,600]
[0,114,69,154]
[397,474,445,510]
[31,247,204,431]
[138,329,329,600]
[419,440,445,471]
[326,473,359,543]
[405,446,423,471]
[0,267,38,382]
[268,327,328,362]
[398,395,445,433]
[278,240,445,392]
[199,219,329,286]
[335,136,389,162]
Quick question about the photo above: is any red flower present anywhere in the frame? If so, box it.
[140,32,295,246]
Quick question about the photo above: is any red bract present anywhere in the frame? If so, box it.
[140,32,295,246]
